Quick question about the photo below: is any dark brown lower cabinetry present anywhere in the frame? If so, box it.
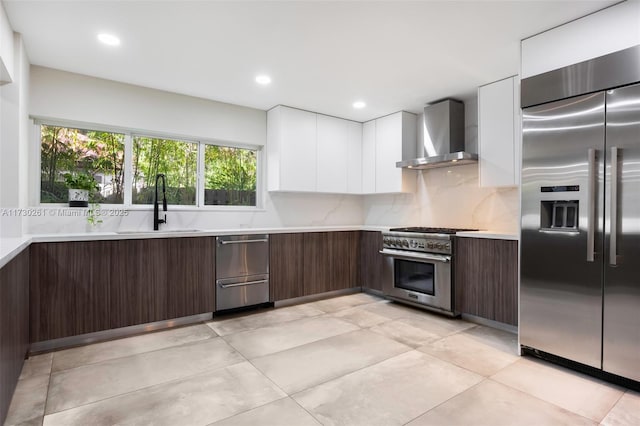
[270,231,360,302]
[0,249,30,425]
[269,233,304,301]
[455,237,518,326]
[30,237,215,343]
[359,231,384,292]
[30,241,112,342]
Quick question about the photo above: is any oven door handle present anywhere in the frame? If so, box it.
[379,249,451,263]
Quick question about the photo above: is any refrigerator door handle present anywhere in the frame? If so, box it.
[609,146,618,266]
[587,148,596,262]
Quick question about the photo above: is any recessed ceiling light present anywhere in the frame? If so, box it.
[97,33,120,46]
[353,101,366,109]
[255,75,271,85]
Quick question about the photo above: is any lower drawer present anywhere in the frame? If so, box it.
[216,274,269,311]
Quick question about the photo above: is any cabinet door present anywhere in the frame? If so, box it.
[375,113,402,193]
[479,76,518,187]
[0,250,29,425]
[317,115,349,193]
[346,121,363,194]
[303,232,330,296]
[269,233,304,301]
[455,237,518,325]
[359,231,384,292]
[328,231,359,291]
[110,239,168,329]
[362,120,376,193]
[303,231,359,296]
[279,106,317,192]
[30,241,112,342]
[167,237,215,318]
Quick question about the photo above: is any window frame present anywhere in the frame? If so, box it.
[32,118,264,211]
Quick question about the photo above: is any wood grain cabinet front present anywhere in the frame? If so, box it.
[30,241,113,342]
[0,249,30,425]
[29,237,215,343]
[270,231,360,302]
[455,237,518,326]
[359,231,384,292]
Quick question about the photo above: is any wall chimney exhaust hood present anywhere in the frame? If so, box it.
[397,99,477,170]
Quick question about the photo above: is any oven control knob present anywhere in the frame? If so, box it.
[393,238,400,246]
[427,242,434,249]
[436,243,443,249]
[409,240,417,248]
[445,243,451,250]
[402,240,409,247]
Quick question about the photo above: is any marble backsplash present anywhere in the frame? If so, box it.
[363,164,520,233]
[24,192,365,234]
[24,164,519,235]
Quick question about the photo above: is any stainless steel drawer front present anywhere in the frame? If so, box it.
[216,234,269,279]
[216,274,269,311]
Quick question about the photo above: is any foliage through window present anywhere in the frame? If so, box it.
[39,123,260,207]
[132,136,198,205]
[40,125,125,203]
[204,145,257,206]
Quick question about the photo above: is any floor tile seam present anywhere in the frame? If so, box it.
[416,345,519,379]
[286,347,430,400]
[49,333,219,375]
[16,371,53,383]
[4,372,50,426]
[42,357,249,417]
[202,396,292,426]
[209,310,327,337]
[485,376,603,424]
[221,323,361,360]
[597,391,626,424]
[399,377,489,426]
[288,395,324,426]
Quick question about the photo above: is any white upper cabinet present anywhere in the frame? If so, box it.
[373,111,416,194]
[267,106,317,192]
[267,105,362,194]
[478,76,520,187]
[267,105,415,194]
[361,120,376,194]
[346,121,363,194]
[317,114,348,193]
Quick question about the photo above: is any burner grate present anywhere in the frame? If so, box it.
[389,227,479,234]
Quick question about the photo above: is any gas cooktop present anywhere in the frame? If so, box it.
[388,227,479,235]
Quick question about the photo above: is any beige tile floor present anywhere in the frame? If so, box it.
[4,293,639,426]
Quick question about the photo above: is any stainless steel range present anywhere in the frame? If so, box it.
[381,227,477,316]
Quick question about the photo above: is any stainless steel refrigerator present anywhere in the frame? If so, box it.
[520,46,640,383]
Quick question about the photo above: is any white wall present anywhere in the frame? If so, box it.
[0,3,14,83]
[521,1,640,78]
[0,26,30,237]
[30,66,266,146]
[27,67,364,233]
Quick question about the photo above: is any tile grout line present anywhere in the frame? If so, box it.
[485,375,605,424]
[399,378,489,426]
[42,357,250,419]
[48,328,218,374]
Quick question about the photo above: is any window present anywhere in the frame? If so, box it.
[38,122,261,208]
[132,136,198,205]
[40,125,125,204]
[204,145,257,206]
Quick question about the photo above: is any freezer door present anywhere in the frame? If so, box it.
[603,82,640,381]
[520,92,605,368]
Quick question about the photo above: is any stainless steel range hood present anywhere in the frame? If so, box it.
[397,99,477,170]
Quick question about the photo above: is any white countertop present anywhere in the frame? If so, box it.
[0,236,32,269]
[0,225,391,268]
[1,226,519,269]
[455,231,519,241]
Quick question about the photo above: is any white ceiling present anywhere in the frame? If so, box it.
[3,0,617,121]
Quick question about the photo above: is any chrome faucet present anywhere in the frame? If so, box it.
[154,173,167,231]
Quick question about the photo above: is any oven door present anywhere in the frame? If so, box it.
[380,248,454,315]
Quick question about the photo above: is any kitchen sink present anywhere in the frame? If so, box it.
[115,229,202,234]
